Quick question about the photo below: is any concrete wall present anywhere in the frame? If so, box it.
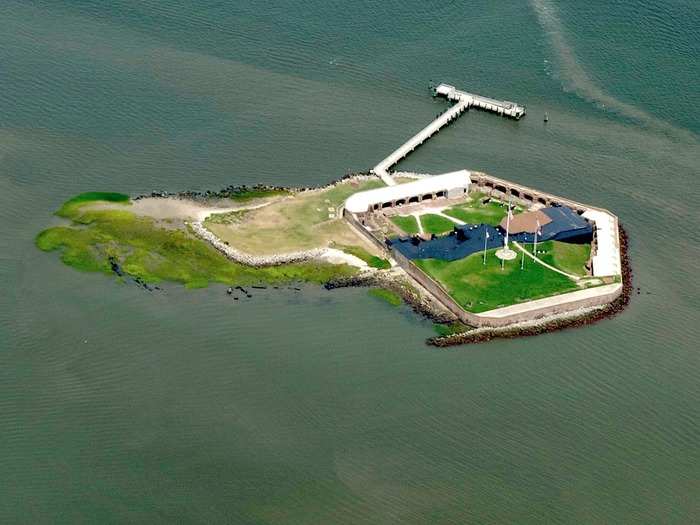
[392,247,622,328]
[344,175,623,328]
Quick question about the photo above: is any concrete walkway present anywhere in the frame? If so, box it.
[512,241,581,281]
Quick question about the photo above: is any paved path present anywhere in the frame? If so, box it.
[512,241,581,281]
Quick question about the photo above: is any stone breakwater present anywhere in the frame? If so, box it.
[325,272,456,324]
[428,226,633,346]
[134,172,375,202]
[189,221,326,267]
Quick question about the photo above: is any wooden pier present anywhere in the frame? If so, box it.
[434,83,526,119]
[372,83,525,186]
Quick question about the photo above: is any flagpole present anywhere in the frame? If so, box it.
[483,229,489,265]
[533,219,540,257]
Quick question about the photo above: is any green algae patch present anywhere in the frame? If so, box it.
[56,192,130,218]
[433,321,471,337]
[368,288,402,306]
[38,196,357,288]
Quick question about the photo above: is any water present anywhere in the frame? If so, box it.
[1,1,699,522]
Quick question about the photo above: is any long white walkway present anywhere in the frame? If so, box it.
[373,98,470,186]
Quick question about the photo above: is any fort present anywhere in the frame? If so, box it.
[36,83,626,343]
[343,83,622,328]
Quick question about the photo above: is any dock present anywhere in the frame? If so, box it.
[434,83,526,119]
[372,83,525,186]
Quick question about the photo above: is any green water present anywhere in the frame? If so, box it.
[1,1,699,522]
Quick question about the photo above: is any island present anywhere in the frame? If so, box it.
[36,84,631,345]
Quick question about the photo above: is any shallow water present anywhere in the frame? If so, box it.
[1,1,699,522]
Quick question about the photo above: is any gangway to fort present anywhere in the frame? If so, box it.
[372,83,525,186]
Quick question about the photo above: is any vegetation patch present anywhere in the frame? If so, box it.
[56,192,130,218]
[415,249,578,313]
[334,244,391,269]
[433,321,471,337]
[444,192,521,226]
[228,186,290,202]
[390,215,420,235]
[536,240,591,276]
[38,194,357,288]
[206,178,385,254]
[420,214,457,235]
[368,288,402,306]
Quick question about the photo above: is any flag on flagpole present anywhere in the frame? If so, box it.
[483,229,490,265]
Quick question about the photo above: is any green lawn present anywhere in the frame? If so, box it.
[390,215,420,235]
[420,214,457,235]
[415,249,579,313]
[536,240,591,276]
[444,192,520,226]
[37,196,357,288]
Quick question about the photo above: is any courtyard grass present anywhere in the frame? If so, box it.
[443,192,520,226]
[415,249,579,313]
[37,195,357,288]
[389,215,420,235]
[206,178,386,255]
[536,240,591,277]
[420,214,458,235]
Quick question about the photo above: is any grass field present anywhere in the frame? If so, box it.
[444,192,520,226]
[37,195,357,288]
[206,178,385,255]
[536,240,591,276]
[390,215,420,235]
[415,249,579,313]
[420,214,457,235]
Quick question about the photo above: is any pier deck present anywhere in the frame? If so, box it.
[372,83,525,186]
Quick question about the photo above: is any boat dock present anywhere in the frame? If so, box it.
[434,83,526,120]
[372,83,525,186]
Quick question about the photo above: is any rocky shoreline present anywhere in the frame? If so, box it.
[134,172,374,203]
[135,176,631,347]
[189,220,327,267]
[325,272,456,325]
[427,226,633,346]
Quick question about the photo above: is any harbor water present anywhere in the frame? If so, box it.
[1,0,698,522]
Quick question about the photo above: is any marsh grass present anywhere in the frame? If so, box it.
[38,195,357,287]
